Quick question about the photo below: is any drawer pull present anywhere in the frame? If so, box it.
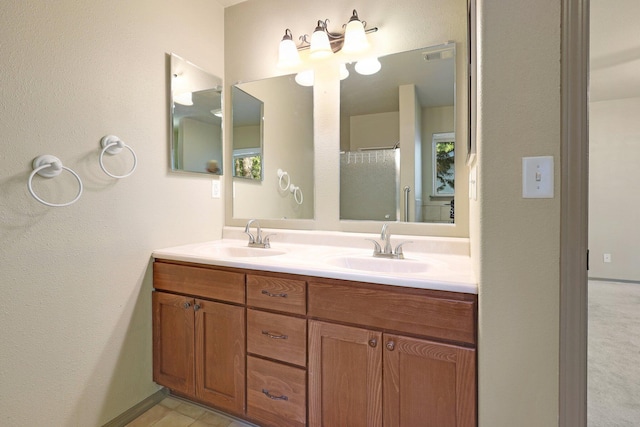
[261,289,288,298]
[368,338,378,348]
[183,301,191,309]
[262,388,289,401]
[193,303,201,311]
[261,330,288,340]
[386,340,396,351]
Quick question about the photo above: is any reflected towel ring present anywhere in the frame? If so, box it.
[28,155,83,207]
[290,184,303,205]
[99,135,138,178]
[277,168,290,191]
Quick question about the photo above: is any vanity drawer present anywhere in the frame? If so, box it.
[308,280,477,345]
[247,356,306,427]
[247,309,306,367]
[246,274,306,315]
[153,261,245,304]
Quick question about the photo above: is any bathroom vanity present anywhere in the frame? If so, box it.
[152,231,477,427]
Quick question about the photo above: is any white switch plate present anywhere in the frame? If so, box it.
[522,156,554,198]
[211,180,221,199]
[603,253,612,263]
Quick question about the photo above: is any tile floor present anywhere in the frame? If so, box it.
[126,396,255,427]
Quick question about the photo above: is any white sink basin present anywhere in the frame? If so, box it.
[196,245,286,258]
[324,255,431,274]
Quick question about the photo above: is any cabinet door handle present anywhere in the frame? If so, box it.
[262,389,289,401]
[386,341,396,351]
[193,303,201,311]
[368,338,378,348]
[261,290,288,298]
[261,330,288,340]
[183,301,191,309]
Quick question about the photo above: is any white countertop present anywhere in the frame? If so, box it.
[153,228,477,294]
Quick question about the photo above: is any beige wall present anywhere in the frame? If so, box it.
[0,1,225,425]
[473,0,561,425]
[589,97,640,281]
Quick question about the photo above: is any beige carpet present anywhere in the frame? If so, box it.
[588,280,640,426]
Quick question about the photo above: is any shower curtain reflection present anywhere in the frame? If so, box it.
[340,149,399,221]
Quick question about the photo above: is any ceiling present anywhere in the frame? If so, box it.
[590,0,640,102]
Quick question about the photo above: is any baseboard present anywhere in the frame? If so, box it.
[589,277,640,285]
[102,388,169,427]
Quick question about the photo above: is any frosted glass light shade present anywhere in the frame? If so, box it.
[355,57,381,75]
[174,91,193,106]
[342,19,369,54]
[339,63,349,80]
[295,70,314,86]
[310,28,332,59]
[278,36,301,68]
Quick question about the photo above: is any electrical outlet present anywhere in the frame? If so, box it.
[603,253,612,263]
[211,180,221,199]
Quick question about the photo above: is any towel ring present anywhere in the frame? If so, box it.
[28,155,83,207]
[277,168,290,191]
[290,184,303,205]
[99,135,138,179]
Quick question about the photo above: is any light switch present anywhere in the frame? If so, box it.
[522,156,553,198]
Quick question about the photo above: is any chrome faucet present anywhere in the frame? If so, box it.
[367,223,411,259]
[244,219,273,248]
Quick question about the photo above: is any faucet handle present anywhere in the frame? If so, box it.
[393,241,413,259]
[263,234,276,248]
[366,238,382,254]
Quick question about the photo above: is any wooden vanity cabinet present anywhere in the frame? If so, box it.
[152,261,477,427]
[245,274,307,427]
[307,279,477,427]
[152,261,246,415]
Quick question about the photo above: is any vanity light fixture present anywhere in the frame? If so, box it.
[342,10,370,54]
[278,9,381,86]
[277,9,379,72]
[354,57,382,75]
[172,72,193,106]
[294,69,314,87]
[309,20,333,60]
[173,91,193,106]
[277,29,301,68]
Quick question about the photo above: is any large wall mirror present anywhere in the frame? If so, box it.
[170,53,223,175]
[231,74,314,220]
[340,43,456,224]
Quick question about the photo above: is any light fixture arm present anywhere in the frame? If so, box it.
[289,10,378,53]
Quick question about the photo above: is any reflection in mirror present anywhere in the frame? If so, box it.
[232,74,314,220]
[232,87,263,180]
[170,53,223,175]
[340,43,456,223]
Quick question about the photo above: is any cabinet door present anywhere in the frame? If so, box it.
[194,299,246,415]
[308,320,382,427]
[152,292,195,396]
[383,334,476,427]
